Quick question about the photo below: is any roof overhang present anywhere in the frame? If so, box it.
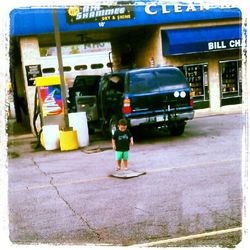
[161,25,242,55]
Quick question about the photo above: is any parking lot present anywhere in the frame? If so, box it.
[7,113,245,247]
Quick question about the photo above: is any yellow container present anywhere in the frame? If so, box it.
[35,76,62,87]
[59,130,79,151]
[40,132,45,148]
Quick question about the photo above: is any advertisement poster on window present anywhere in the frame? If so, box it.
[39,85,64,117]
[25,65,42,86]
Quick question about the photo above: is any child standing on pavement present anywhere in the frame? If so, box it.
[112,119,134,171]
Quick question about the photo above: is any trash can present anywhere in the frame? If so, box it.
[41,125,60,150]
[69,112,89,147]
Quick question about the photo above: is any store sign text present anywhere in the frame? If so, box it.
[144,2,235,15]
[208,39,242,51]
[66,2,134,24]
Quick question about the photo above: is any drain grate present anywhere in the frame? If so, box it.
[110,169,146,179]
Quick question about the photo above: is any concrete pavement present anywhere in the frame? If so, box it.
[5,112,246,246]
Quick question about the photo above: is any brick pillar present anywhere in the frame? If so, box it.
[19,37,41,134]
[208,59,221,112]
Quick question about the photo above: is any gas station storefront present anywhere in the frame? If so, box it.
[9,1,244,136]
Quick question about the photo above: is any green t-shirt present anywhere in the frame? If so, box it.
[112,129,132,151]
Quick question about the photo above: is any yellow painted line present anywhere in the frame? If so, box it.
[147,157,240,174]
[10,176,110,192]
[131,227,242,247]
[9,157,241,193]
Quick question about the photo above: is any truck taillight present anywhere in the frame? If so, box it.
[189,93,193,107]
[123,98,131,114]
[190,99,193,107]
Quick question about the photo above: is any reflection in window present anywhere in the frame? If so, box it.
[74,65,88,71]
[63,66,71,72]
[129,72,157,93]
[156,70,187,91]
[91,63,104,69]
[221,61,238,93]
[42,68,55,73]
[184,64,208,100]
[220,60,242,106]
[107,62,113,68]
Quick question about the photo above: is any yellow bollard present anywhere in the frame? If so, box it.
[59,130,79,151]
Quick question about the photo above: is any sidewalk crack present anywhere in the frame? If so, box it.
[31,158,102,241]
[50,177,102,241]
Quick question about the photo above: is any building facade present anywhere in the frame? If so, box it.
[9,1,245,132]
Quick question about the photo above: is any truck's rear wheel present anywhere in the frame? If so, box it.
[102,116,119,138]
[168,121,186,136]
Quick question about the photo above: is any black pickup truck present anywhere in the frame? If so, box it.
[98,66,194,136]
[69,66,194,136]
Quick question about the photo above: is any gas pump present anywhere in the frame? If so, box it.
[34,75,79,151]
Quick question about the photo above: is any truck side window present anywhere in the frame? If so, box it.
[103,75,124,114]
[108,75,124,94]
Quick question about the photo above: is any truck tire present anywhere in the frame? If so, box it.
[168,121,186,136]
[101,122,109,138]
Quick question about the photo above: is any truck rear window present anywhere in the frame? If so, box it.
[128,68,188,93]
[129,72,158,93]
[156,69,188,91]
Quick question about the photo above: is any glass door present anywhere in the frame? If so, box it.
[183,63,209,109]
[220,60,242,106]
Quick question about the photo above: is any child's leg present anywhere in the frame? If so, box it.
[123,160,128,170]
[123,151,129,170]
[115,151,123,170]
[117,160,122,170]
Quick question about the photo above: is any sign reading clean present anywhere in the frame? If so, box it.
[144,2,237,15]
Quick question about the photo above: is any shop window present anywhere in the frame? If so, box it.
[220,60,242,106]
[91,63,104,69]
[183,64,209,109]
[42,67,55,74]
[63,66,71,72]
[74,65,88,71]
[107,62,113,68]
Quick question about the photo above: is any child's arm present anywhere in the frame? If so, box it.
[112,139,116,150]
[130,137,134,146]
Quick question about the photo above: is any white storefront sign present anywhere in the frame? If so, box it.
[208,39,242,51]
[144,2,236,15]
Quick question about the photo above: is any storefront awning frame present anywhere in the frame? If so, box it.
[161,25,242,56]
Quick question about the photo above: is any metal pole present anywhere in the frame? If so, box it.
[53,8,69,130]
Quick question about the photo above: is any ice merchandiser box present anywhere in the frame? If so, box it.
[35,76,65,150]
[35,76,64,120]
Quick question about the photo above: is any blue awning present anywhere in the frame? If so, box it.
[10,4,241,36]
[161,25,242,55]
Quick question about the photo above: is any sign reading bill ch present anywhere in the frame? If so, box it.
[208,39,242,51]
